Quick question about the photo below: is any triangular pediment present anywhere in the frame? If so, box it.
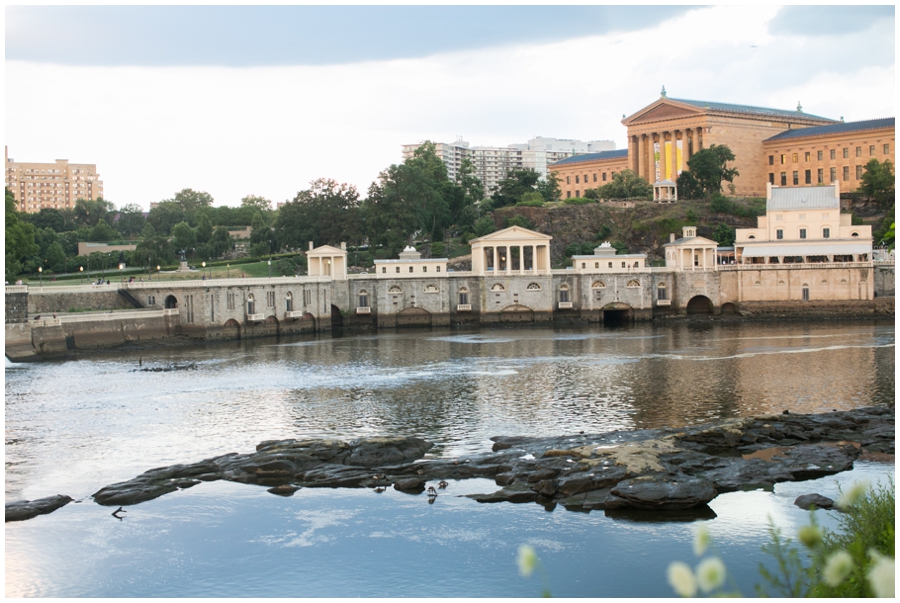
[470,225,552,244]
[623,98,705,126]
[308,244,346,255]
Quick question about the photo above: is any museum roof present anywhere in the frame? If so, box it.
[768,186,839,211]
[549,149,628,166]
[763,117,895,142]
[669,97,835,122]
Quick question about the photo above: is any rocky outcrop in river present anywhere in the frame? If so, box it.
[5,405,894,522]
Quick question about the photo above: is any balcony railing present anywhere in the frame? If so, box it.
[456,304,472,312]
[656,299,671,306]
[284,310,304,320]
[558,301,573,309]
[356,306,371,314]
[246,313,264,323]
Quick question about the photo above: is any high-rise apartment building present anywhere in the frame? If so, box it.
[401,137,615,194]
[5,147,104,213]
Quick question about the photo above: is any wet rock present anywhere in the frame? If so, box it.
[393,478,424,493]
[532,478,558,497]
[526,468,558,483]
[467,486,539,504]
[346,437,432,467]
[5,494,73,522]
[607,475,717,510]
[795,493,835,510]
[495,473,515,486]
[267,485,300,497]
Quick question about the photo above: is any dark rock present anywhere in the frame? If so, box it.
[6,494,73,522]
[526,468,558,483]
[267,485,300,497]
[794,493,835,510]
[393,478,424,493]
[467,486,539,504]
[532,478,558,497]
[607,475,717,510]
[495,473,515,486]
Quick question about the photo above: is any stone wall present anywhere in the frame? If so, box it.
[874,265,895,297]
[29,290,131,314]
[6,292,28,323]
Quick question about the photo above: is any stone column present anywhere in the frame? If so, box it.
[637,135,646,182]
[492,247,498,274]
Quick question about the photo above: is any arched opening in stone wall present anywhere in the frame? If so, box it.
[300,312,316,332]
[499,304,534,323]
[721,302,739,315]
[164,295,178,309]
[330,305,343,329]
[686,295,713,315]
[223,318,241,340]
[601,303,633,326]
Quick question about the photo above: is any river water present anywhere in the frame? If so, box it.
[5,320,895,597]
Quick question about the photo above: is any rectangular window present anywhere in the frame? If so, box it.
[566,191,571,198]
[800,228,807,239]
[602,173,607,181]
[780,154,786,164]
[792,153,798,163]
[458,292,468,305]
[792,171,799,185]
[382,267,386,273]
[575,175,580,184]
[396,267,400,273]
[830,167,837,182]
[559,289,569,303]
[575,190,580,197]
[823,228,830,239]
[780,172,787,186]
[566,176,570,184]
[843,148,849,158]
[776,229,784,240]
[267,291,275,308]
[768,155,774,165]
[768,173,775,184]
[830,149,836,160]
[855,146,862,157]
[884,144,890,154]
[408,266,413,273]
[870,145,876,156]
[804,151,810,162]
[436,266,440,272]
[856,165,864,179]
[358,293,368,307]
[843,166,850,181]
[817,168,824,184]
[817,150,824,161]
[593,173,597,182]
[304,290,311,305]
[422,266,427,272]
[805,169,811,184]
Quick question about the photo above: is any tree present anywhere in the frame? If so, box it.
[74,197,114,227]
[491,168,541,208]
[687,145,739,201]
[171,220,197,256]
[858,159,895,206]
[277,179,363,251]
[115,203,146,238]
[598,169,653,199]
[24,208,65,233]
[6,188,38,279]
[209,226,234,259]
[44,241,66,272]
[89,220,118,242]
[241,195,273,213]
[195,214,213,245]
[712,223,736,247]
[473,216,496,237]
[147,201,186,236]
[171,188,214,222]
[676,171,704,200]
[536,172,562,203]
[450,157,483,232]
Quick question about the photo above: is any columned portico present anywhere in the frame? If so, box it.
[470,226,552,276]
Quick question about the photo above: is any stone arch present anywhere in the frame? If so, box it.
[223,318,241,340]
[388,285,403,294]
[264,314,281,336]
[591,280,606,289]
[526,282,542,291]
[499,303,534,323]
[601,302,633,326]
[164,294,178,309]
[331,304,343,329]
[721,302,738,315]
[686,295,713,315]
[626,279,641,288]
[397,306,432,327]
[246,294,256,315]
[424,284,439,293]
[300,312,317,332]
[491,283,505,291]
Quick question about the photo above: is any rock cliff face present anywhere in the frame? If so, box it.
[5,405,894,522]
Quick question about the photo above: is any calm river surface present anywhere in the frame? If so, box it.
[5,320,895,597]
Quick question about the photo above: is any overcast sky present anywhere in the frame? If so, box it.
[5,5,895,210]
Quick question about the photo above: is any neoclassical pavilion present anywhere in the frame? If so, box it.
[663,227,719,270]
[306,242,347,279]
[469,226,553,276]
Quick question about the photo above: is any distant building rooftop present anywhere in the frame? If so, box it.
[669,97,835,122]
[549,149,628,167]
[763,117,895,142]
[767,185,840,211]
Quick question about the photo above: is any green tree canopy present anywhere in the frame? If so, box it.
[171,220,197,256]
[6,188,38,279]
[74,197,114,227]
[170,188,214,221]
[491,168,541,208]
[195,214,214,245]
[276,179,362,251]
[598,169,652,200]
[240,195,273,213]
[676,171,704,200]
[146,201,186,236]
[115,203,146,238]
[712,223,736,247]
[537,172,562,203]
[858,159,895,206]
[686,145,739,200]
[88,220,118,242]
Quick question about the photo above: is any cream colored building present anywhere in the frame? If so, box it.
[570,242,648,274]
[735,182,872,265]
[5,147,104,213]
[306,242,347,279]
[469,226,553,276]
[663,226,719,270]
[374,246,449,278]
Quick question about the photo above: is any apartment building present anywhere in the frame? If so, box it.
[401,137,615,194]
[6,147,104,213]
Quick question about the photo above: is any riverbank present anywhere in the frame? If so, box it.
[8,405,893,522]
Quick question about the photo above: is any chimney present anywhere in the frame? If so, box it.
[340,242,346,251]
[308,241,314,251]
[669,233,676,243]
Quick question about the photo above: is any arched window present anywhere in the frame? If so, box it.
[526,282,541,291]
[424,284,439,293]
[559,284,570,303]
[626,280,641,288]
[491,283,505,291]
[388,286,402,294]
[247,294,255,315]
[358,289,369,308]
[851,231,860,237]
[657,283,667,300]
[591,281,606,289]
[748,235,756,239]
[458,287,469,305]
[285,292,293,312]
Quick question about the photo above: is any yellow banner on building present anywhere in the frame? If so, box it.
[665,141,672,181]
[676,139,684,176]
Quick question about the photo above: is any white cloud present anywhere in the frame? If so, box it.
[5,6,893,210]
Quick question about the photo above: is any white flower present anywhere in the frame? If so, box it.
[693,525,711,556]
[517,544,538,578]
[667,561,697,597]
[867,552,895,598]
[696,557,727,593]
[798,524,823,548]
[837,480,869,509]
[823,551,854,587]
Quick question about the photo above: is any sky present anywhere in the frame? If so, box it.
[5,5,895,210]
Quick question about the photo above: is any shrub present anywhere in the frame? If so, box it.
[430,242,445,257]
[563,197,598,205]
[504,215,534,230]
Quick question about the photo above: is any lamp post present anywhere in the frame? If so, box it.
[38,266,43,290]
[202,261,206,280]
[156,265,160,281]
[119,263,124,282]
[267,258,272,278]
[227,263,230,279]
[79,266,83,285]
